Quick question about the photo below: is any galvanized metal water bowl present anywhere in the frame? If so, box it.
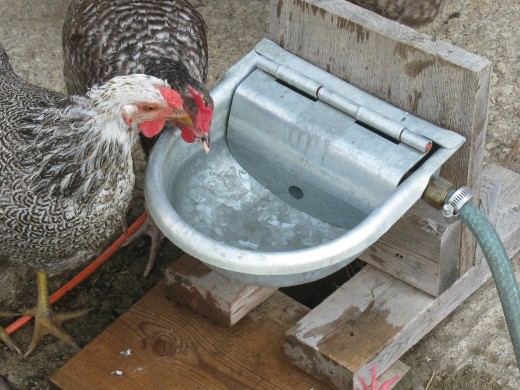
[144,39,465,287]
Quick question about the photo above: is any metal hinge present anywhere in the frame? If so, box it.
[255,56,433,153]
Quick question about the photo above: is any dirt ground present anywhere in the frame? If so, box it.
[0,0,519,389]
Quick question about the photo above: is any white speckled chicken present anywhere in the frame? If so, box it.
[63,0,214,276]
[0,44,190,355]
[348,0,444,25]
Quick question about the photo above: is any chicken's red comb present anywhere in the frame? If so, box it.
[157,85,183,108]
[188,85,213,135]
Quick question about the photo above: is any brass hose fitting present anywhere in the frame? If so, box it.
[421,175,456,210]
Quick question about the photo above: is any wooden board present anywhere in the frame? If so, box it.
[285,262,490,389]
[284,164,520,389]
[360,166,501,296]
[359,200,461,296]
[269,0,492,275]
[49,284,326,390]
[50,283,413,390]
[164,255,276,326]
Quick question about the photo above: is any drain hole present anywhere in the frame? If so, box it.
[288,185,304,200]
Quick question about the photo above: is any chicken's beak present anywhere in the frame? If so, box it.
[202,134,211,154]
[171,110,193,127]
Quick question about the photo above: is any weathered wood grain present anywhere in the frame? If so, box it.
[284,164,519,390]
[474,167,502,265]
[49,283,412,390]
[360,164,502,296]
[269,0,492,275]
[359,200,460,296]
[284,263,489,389]
[49,284,326,390]
[164,255,275,326]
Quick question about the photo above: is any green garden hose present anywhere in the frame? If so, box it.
[457,200,520,368]
[437,184,520,368]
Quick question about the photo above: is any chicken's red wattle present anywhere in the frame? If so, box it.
[138,120,165,138]
[181,129,196,143]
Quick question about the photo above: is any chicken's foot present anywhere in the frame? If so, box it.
[22,271,90,356]
[122,209,164,277]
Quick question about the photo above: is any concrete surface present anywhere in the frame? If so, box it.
[0,0,519,389]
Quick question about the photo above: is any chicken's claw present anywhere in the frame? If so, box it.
[122,210,164,277]
[22,272,91,356]
[0,312,22,355]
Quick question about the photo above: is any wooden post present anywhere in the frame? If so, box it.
[269,0,492,283]
[359,200,461,296]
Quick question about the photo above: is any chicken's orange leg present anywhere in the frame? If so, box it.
[23,271,90,356]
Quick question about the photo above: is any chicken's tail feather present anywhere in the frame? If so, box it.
[0,43,14,74]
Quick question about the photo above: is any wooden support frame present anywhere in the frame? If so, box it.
[359,200,461,296]
[51,162,518,390]
[49,284,326,389]
[284,164,519,389]
[269,0,492,283]
[267,1,519,387]
[164,255,276,327]
[50,282,413,390]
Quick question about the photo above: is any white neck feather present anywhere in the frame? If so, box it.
[82,74,171,151]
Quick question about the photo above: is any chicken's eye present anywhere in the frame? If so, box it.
[142,105,155,112]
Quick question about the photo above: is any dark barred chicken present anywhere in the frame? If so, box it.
[0,45,190,355]
[348,0,444,25]
[63,0,214,276]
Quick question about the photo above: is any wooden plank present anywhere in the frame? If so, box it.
[269,0,492,275]
[269,0,491,191]
[359,200,460,296]
[50,165,515,389]
[49,284,327,390]
[475,166,502,265]
[164,255,275,326]
[49,283,412,390]
[284,166,520,390]
[284,264,489,389]
[380,361,412,390]
[360,165,501,296]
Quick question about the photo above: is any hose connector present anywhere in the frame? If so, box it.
[442,186,474,223]
[422,175,456,210]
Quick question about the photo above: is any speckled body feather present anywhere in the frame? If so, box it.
[349,0,444,25]
[0,47,135,275]
[63,0,207,93]
[63,0,210,153]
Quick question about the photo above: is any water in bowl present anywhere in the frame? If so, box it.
[171,143,347,252]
